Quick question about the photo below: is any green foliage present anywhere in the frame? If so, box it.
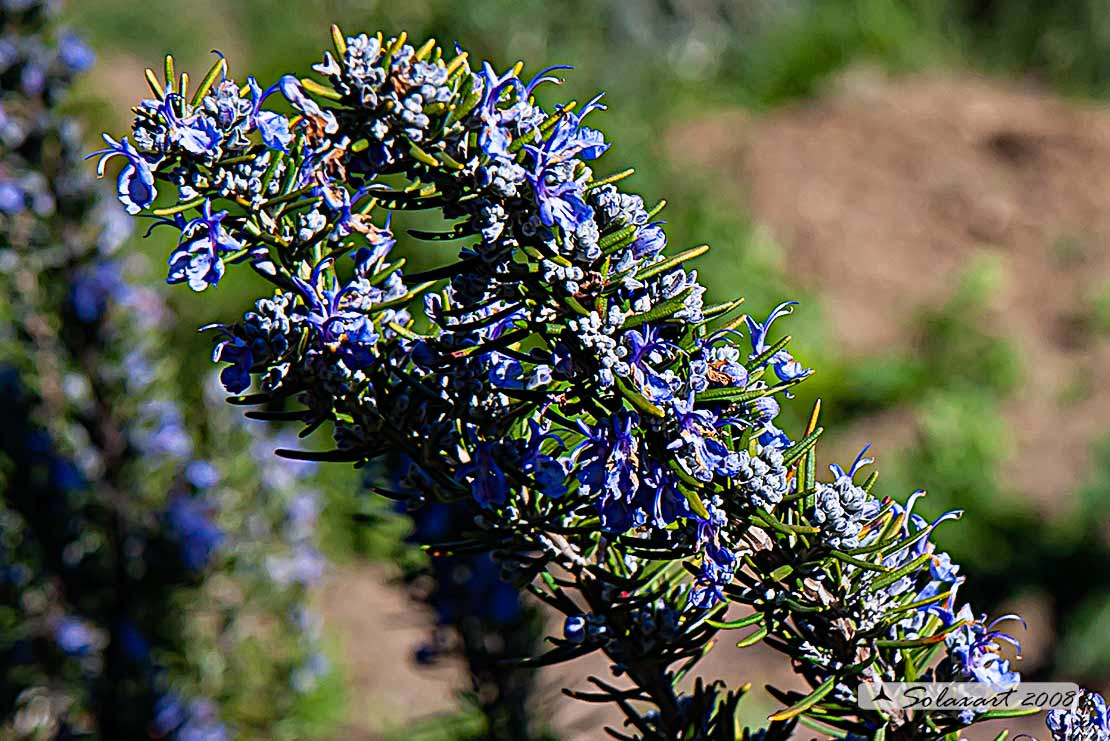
[737,0,957,106]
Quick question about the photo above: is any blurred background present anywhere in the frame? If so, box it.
[51,0,1110,737]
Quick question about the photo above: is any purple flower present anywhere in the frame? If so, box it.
[87,134,157,214]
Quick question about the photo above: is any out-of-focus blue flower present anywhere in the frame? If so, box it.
[266,544,326,587]
[164,495,223,571]
[53,616,96,657]
[134,400,193,460]
[86,134,156,214]
[154,697,228,741]
[0,179,23,213]
[185,460,220,489]
[58,32,95,72]
[70,261,124,322]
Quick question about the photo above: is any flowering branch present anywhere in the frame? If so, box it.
[92,25,1105,740]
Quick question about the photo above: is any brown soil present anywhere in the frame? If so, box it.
[670,68,1110,514]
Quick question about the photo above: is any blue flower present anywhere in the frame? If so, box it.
[573,412,642,532]
[247,76,293,151]
[279,75,338,137]
[1047,690,1109,741]
[642,460,691,528]
[211,331,253,393]
[58,32,95,72]
[476,62,569,159]
[167,200,243,291]
[456,440,508,508]
[291,258,381,370]
[164,495,223,570]
[162,94,222,156]
[527,162,594,233]
[945,612,1023,691]
[630,221,667,260]
[564,614,587,644]
[624,325,677,403]
[519,420,567,498]
[667,395,740,483]
[523,96,609,233]
[745,301,813,383]
[529,94,609,165]
[688,544,736,609]
[54,616,96,657]
[87,134,157,214]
